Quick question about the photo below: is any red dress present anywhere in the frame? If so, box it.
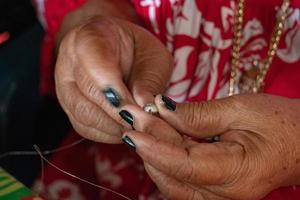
[32,0,300,199]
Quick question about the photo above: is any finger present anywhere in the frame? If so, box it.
[119,104,183,143]
[73,20,137,123]
[128,25,174,107]
[56,81,123,143]
[144,164,205,200]
[146,164,227,200]
[123,130,245,186]
[155,94,237,138]
[68,112,122,143]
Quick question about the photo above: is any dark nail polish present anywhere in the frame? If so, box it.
[119,110,134,126]
[103,88,121,108]
[162,95,176,111]
[122,136,136,149]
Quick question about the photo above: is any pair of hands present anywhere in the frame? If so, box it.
[55,17,300,200]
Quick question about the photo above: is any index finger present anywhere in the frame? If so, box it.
[65,19,136,124]
[124,130,245,186]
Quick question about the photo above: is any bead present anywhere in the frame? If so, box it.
[143,103,158,114]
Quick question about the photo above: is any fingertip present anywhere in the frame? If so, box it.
[154,94,165,112]
[118,105,140,129]
[119,104,157,130]
[155,94,177,112]
[132,89,156,108]
[122,130,153,153]
[154,94,178,124]
[122,135,136,149]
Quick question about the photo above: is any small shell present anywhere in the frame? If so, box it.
[143,103,158,114]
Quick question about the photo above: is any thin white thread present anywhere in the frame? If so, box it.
[0,138,86,159]
[39,150,45,196]
[0,138,133,200]
[33,145,133,200]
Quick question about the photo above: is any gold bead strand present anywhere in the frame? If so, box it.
[229,0,245,96]
[229,0,290,96]
[257,0,290,89]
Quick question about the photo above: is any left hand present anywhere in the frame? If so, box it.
[121,94,300,200]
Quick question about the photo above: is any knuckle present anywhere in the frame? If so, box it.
[136,71,166,94]
[181,102,205,130]
[141,118,164,136]
[229,95,244,111]
[74,101,96,126]
[74,68,102,102]
[173,154,194,182]
[85,81,102,101]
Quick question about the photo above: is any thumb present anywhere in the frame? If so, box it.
[128,26,174,107]
[155,94,237,138]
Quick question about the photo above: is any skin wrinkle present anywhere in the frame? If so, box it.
[143,164,173,197]
[187,184,215,200]
[118,27,134,80]
[58,82,123,138]
[208,142,248,198]
[188,188,197,200]
[68,107,121,143]
[141,134,187,181]
[73,81,107,126]
[70,101,122,137]
[131,54,170,92]
[179,102,205,135]
[172,147,194,184]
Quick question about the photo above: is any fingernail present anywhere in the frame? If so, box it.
[119,110,134,126]
[162,95,176,111]
[103,88,121,108]
[122,136,136,149]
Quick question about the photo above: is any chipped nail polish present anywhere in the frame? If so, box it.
[119,110,134,126]
[103,88,121,108]
[122,136,136,149]
[162,95,176,111]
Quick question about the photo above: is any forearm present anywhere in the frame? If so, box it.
[56,0,139,46]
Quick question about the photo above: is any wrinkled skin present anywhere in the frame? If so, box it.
[55,2,300,199]
[122,94,300,200]
[55,16,173,143]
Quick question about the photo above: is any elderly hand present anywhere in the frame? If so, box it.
[55,16,173,143]
[120,94,300,200]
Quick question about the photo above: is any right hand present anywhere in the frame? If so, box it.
[55,16,173,143]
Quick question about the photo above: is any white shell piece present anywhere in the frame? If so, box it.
[143,103,158,114]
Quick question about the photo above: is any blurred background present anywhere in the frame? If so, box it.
[0,0,69,187]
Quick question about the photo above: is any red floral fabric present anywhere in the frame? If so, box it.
[33,0,300,199]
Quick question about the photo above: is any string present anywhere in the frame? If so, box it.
[0,138,86,159]
[38,149,45,197]
[33,145,133,200]
[0,138,133,200]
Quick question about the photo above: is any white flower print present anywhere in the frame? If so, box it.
[140,0,162,34]
[95,157,122,188]
[48,180,85,200]
[277,8,300,63]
